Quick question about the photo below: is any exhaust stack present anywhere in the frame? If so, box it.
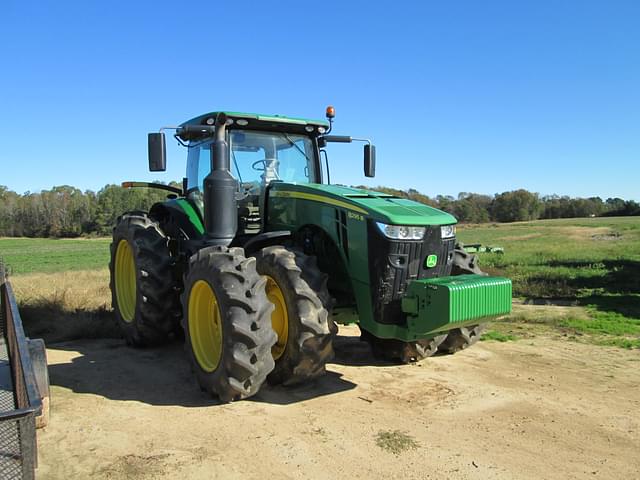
[203,113,238,245]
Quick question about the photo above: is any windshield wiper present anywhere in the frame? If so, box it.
[230,148,244,184]
[281,133,312,164]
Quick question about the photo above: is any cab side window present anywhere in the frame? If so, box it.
[186,142,213,191]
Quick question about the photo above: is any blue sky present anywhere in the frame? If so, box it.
[0,1,638,200]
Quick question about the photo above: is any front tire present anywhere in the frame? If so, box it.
[109,213,180,346]
[439,243,487,353]
[182,246,276,402]
[438,325,485,354]
[254,246,337,386]
[360,330,447,363]
[451,242,485,275]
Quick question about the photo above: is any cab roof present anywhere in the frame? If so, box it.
[180,111,330,128]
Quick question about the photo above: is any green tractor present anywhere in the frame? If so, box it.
[109,107,512,402]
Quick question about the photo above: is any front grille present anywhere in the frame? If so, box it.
[367,221,455,325]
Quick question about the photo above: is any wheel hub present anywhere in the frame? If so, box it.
[114,239,136,323]
[265,276,288,360]
[188,280,223,372]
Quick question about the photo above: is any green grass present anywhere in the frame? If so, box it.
[595,337,640,349]
[457,216,640,305]
[0,237,111,275]
[458,217,640,349]
[560,310,640,336]
[481,330,517,342]
[458,217,640,298]
[491,303,640,349]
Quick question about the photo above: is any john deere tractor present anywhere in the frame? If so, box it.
[109,107,511,402]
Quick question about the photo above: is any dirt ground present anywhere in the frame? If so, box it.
[36,325,640,480]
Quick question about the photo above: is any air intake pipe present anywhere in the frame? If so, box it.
[203,113,238,245]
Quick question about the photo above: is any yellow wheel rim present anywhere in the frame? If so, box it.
[188,280,223,372]
[266,276,288,360]
[114,239,136,323]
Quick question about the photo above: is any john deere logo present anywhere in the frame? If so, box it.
[425,254,438,268]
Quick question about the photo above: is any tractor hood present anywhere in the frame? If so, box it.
[269,183,457,226]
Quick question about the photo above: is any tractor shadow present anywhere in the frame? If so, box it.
[45,336,361,407]
[330,333,396,367]
[16,297,356,406]
[256,325,442,404]
[26,298,391,407]
[251,371,355,405]
[251,333,393,405]
[46,340,214,407]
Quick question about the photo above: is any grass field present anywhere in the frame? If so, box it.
[457,216,640,348]
[1,216,638,348]
[0,237,110,274]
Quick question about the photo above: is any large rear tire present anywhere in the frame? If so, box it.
[109,213,180,346]
[181,246,276,402]
[254,246,337,386]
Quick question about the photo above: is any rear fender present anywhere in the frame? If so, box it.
[149,199,205,240]
[242,231,291,255]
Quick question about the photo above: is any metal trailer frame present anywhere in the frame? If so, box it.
[0,263,43,480]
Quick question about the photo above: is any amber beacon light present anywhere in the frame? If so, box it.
[325,105,335,119]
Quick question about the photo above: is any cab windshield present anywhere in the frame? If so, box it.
[186,130,316,191]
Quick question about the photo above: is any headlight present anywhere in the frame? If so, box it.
[440,225,456,239]
[376,222,425,240]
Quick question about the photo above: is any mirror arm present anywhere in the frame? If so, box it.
[173,133,189,147]
[321,135,371,146]
[322,135,352,143]
[319,135,375,178]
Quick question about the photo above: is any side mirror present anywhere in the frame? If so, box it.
[364,144,376,177]
[148,132,166,172]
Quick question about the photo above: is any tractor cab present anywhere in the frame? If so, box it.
[147,109,374,245]
[184,125,321,235]
[182,112,327,189]
[169,112,330,242]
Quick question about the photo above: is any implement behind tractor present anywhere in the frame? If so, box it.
[0,262,50,479]
[109,107,511,401]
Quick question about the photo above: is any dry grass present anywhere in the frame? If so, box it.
[499,233,544,241]
[510,302,591,324]
[12,269,112,310]
[9,269,120,343]
[561,226,613,241]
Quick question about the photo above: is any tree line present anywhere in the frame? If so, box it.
[0,184,172,238]
[358,186,639,223]
[0,183,637,238]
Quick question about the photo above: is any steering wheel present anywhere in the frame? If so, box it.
[251,159,266,171]
[252,159,281,180]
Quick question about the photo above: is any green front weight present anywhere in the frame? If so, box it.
[401,274,512,336]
